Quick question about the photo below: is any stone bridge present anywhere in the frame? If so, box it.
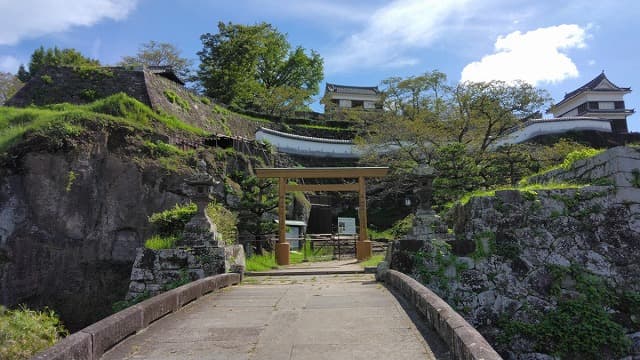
[33,264,502,360]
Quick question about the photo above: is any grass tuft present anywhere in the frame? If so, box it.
[144,235,178,250]
[0,305,68,360]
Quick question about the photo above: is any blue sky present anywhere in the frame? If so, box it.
[1,0,639,130]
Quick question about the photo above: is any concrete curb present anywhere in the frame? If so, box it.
[380,269,503,360]
[31,272,242,360]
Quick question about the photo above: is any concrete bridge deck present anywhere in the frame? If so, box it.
[101,274,447,360]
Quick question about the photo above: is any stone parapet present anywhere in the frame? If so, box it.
[31,273,241,360]
[379,268,503,360]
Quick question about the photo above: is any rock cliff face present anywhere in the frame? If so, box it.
[0,130,187,331]
[398,147,640,359]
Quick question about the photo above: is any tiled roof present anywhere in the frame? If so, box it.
[563,72,630,100]
[325,83,379,95]
[146,66,184,85]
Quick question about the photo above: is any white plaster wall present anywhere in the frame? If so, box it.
[256,129,362,158]
[552,91,628,116]
[493,119,612,147]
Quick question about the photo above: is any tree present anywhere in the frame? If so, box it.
[432,143,483,207]
[118,41,193,81]
[232,174,280,253]
[448,80,549,153]
[356,71,455,185]
[17,46,100,81]
[0,72,23,105]
[357,71,551,209]
[479,144,539,187]
[197,22,323,113]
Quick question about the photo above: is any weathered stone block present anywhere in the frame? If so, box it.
[176,279,205,307]
[128,281,145,294]
[31,331,92,360]
[134,290,179,327]
[80,306,143,359]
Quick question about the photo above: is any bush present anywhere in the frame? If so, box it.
[148,202,197,236]
[206,202,238,245]
[390,214,415,238]
[560,148,603,170]
[163,89,190,111]
[0,305,68,360]
[499,265,632,359]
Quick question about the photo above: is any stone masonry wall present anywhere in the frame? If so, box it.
[126,245,244,300]
[5,66,151,107]
[394,147,640,359]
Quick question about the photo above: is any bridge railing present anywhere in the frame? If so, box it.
[32,273,242,360]
[379,268,503,360]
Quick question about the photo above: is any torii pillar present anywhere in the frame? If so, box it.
[256,167,389,265]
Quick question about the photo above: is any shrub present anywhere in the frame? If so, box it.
[0,305,68,360]
[560,148,603,170]
[143,140,190,158]
[390,214,415,238]
[163,89,190,111]
[206,202,238,245]
[148,202,197,236]
[79,89,98,101]
[40,75,53,84]
[499,265,632,359]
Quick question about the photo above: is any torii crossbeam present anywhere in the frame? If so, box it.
[255,167,389,265]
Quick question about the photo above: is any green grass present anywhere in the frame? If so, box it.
[452,182,585,208]
[245,241,335,271]
[359,254,385,268]
[148,202,197,236]
[0,305,68,360]
[368,228,394,240]
[245,252,279,271]
[520,148,605,185]
[144,235,178,250]
[0,93,208,153]
[206,202,238,245]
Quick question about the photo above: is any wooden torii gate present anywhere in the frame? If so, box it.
[255,167,389,265]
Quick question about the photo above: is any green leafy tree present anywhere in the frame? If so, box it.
[480,144,539,187]
[118,40,194,81]
[432,143,483,207]
[0,72,23,105]
[17,46,100,81]
[449,80,550,153]
[233,174,280,253]
[197,22,323,113]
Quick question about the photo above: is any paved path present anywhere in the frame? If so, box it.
[102,274,443,360]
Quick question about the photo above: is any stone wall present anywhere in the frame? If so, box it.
[0,131,186,331]
[126,245,244,300]
[393,146,640,359]
[5,66,151,107]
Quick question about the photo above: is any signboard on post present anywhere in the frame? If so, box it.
[337,217,356,235]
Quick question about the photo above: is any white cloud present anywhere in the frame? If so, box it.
[0,0,138,45]
[325,0,471,72]
[0,55,20,73]
[263,1,371,24]
[460,24,587,85]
